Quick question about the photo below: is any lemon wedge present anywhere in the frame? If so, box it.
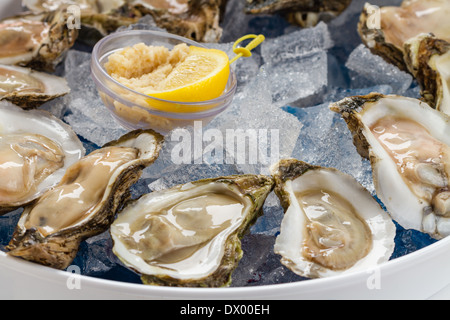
[145,46,230,111]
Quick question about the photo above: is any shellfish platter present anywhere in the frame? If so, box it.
[0,0,450,298]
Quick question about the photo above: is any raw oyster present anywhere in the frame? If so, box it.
[245,0,351,28]
[404,34,450,116]
[271,159,395,279]
[0,102,84,214]
[22,0,126,13]
[358,0,450,71]
[0,64,70,108]
[0,10,78,72]
[110,174,274,287]
[23,0,225,43]
[331,93,450,239]
[6,129,164,270]
[131,0,225,43]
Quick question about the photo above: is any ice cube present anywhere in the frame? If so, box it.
[0,209,22,251]
[260,23,333,107]
[230,234,304,287]
[203,67,303,175]
[71,231,116,276]
[61,50,127,147]
[148,163,241,192]
[250,191,285,236]
[261,22,333,64]
[265,51,328,107]
[346,44,413,95]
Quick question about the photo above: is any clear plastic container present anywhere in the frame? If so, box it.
[91,30,237,135]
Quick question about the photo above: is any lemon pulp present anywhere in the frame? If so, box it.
[146,46,230,105]
[105,43,231,113]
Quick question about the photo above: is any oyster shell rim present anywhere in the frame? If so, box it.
[0,101,85,214]
[6,129,165,270]
[0,10,79,72]
[403,33,450,115]
[330,93,450,239]
[0,64,71,109]
[270,158,396,279]
[110,174,275,287]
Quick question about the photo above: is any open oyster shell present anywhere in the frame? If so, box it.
[131,0,225,43]
[110,174,274,287]
[0,10,78,72]
[0,64,70,108]
[0,102,84,215]
[404,34,450,116]
[331,93,450,239]
[23,0,225,43]
[245,0,351,28]
[271,159,395,279]
[6,129,164,270]
[358,0,450,71]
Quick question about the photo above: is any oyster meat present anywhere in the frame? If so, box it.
[6,129,164,270]
[22,0,126,13]
[270,159,395,279]
[404,34,450,116]
[0,102,84,215]
[23,0,225,43]
[0,10,78,72]
[110,174,274,287]
[245,0,352,28]
[358,0,450,71]
[132,0,225,43]
[331,93,450,239]
[0,64,70,108]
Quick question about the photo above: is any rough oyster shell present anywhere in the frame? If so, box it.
[23,0,225,43]
[358,0,450,72]
[0,102,84,215]
[271,159,395,279]
[331,93,450,239]
[404,34,450,116]
[6,129,164,270]
[132,0,225,43]
[110,174,274,287]
[22,0,126,13]
[245,0,351,28]
[0,10,78,72]
[0,64,70,108]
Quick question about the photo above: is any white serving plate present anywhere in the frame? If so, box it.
[1,0,450,300]
[1,234,450,300]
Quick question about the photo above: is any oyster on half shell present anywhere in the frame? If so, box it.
[404,34,450,116]
[0,10,78,72]
[0,102,84,215]
[270,159,395,279]
[7,129,164,270]
[331,93,450,239]
[0,64,70,108]
[358,0,450,71]
[23,0,225,43]
[110,174,274,287]
[245,0,351,28]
